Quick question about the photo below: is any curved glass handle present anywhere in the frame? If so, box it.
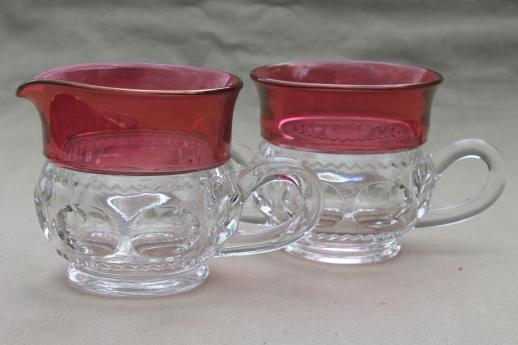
[217,158,323,256]
[416,139,506,228]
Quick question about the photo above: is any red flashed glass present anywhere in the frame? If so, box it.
[251,61,443,153]
[16,63,242,175]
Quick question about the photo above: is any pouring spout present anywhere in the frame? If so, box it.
[16,80,47,100]
[14,62,242,175]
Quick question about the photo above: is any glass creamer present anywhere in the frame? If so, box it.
[17,63,322,296]
[239,60,505,264]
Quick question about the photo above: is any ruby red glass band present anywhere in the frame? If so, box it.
[251,60,443,153]
[16,63,242,175]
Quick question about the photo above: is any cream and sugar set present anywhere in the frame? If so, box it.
[17,60,505,296]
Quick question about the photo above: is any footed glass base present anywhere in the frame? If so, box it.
[67,263,209,297]
[285,237,401,264]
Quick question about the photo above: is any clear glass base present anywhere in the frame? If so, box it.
[67,263,209,297]
[285,237,401,264]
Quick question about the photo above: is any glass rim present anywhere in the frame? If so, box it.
[250,60,444,90]
[16,62,244,96]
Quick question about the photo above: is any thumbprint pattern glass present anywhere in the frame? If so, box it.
[242,60,506,264]
[17,63,322,296]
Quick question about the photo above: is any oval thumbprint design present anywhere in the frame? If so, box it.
[279,116,419,152]
[55,205,118,256]
[131,206,201,258]
[61,129,214,174]
[353,181,417,232]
